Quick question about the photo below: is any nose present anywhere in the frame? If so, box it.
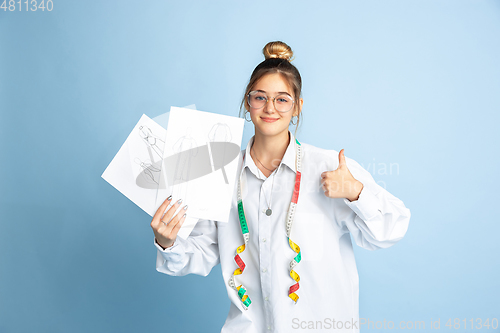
[264,97,277,113]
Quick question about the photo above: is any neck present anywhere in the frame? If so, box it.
[251,130,290,170]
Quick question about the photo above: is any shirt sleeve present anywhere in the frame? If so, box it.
[155,218,220,276]
[332,155,411,251]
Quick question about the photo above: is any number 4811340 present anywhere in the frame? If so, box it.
[1,0,54,11]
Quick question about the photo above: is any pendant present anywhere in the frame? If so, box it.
[266,208,272,216]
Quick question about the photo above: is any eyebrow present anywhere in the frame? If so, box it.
[255,89,292,96]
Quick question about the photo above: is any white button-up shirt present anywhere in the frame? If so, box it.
[155,130,411,333]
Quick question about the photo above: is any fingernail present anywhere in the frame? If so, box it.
[177,199,182,204]
[167,195,172,201]
[182,213,187,218]
[183,205,188,210]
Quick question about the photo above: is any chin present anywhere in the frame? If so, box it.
[256,124,288,136]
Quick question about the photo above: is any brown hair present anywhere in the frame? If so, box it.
[239,41,303,137]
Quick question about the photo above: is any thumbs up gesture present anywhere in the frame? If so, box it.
[321,149,364,202]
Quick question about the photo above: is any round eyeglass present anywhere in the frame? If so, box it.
[247,90,295,113]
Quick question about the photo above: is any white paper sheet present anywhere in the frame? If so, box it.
[102,105,244,240]
[156,106,244,223]
[101,114,166,217]
[102,107,201,239]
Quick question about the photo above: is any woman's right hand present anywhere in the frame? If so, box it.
[151,195,188,250]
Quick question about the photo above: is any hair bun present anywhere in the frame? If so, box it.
[263,41,294,62]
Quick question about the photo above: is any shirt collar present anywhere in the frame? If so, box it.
[239,129,297,179]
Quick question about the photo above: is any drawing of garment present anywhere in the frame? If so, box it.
[134,157,162,189]
[172,132,198,201]
[208,123,232,142]
[138,125,165,161]
[208,123,232,184]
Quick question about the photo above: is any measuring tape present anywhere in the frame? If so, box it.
[228,137,303,309]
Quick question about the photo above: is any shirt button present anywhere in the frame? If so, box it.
[262,209,266,213]
[265,296,269,301]
[262,238,266,242]
[262,268,267,273]
[267,326,271,330]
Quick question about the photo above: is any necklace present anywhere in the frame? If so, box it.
[251,145,275,216]
[228,137,303,310]
[252,145,277,172]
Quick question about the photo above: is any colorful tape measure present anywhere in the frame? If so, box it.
[228,137,303,309]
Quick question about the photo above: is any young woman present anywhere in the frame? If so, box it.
[150,41,411,333]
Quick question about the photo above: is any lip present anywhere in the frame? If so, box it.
[261,117,279,123]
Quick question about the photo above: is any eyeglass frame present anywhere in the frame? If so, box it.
[246,90,296,113]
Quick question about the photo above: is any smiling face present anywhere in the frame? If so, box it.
[246,73,303,138]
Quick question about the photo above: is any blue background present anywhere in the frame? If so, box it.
[1,1,499,332]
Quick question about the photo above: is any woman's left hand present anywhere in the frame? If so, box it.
[321,149,364,202]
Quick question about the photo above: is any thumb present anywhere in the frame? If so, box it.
[338,149,347,168]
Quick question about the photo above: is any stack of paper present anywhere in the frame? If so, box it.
[101,106,245,238]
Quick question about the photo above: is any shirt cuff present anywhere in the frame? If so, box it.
[155,238,179,252]
[343,183,381,221]
[154,237,186,262]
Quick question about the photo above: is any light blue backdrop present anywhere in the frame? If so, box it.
[1,1,499,332]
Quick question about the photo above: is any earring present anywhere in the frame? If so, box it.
[245,111,252,122]
[291,116,297,125]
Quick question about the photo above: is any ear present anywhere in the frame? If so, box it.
[293,98,304,117]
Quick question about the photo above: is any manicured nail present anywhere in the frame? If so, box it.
[182,213,187,218]
[183,205,188,210]
[167,195,172,201]
[177,199,182,204]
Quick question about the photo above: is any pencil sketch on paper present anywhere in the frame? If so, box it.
[101,114,167,217]
[170,127,198,203]
[157,106,245,223]
[134,157,161,188]
[162,127,240,188]
[138,125,165,159]
[133,125,166,189]
[102,107,219,240]
[208,122,233,184]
